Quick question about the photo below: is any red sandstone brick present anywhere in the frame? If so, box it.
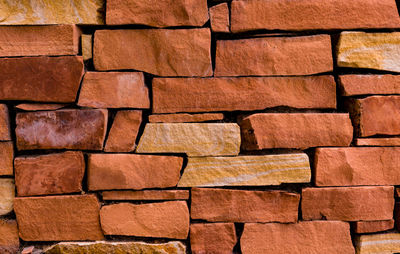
[14,195,104,241]
[241,221,355,254]
[231,0,400,32]
[15,104,67,111]
[352,220,394,234]
[215,35,332,76]
[315,147,400,186]
[190,223,236,254]
[0,56,84,102]
[191,188,299,223]
[15,151,85,196]
[340,75,400,96]
[210,3,230,33]
[149,113,224,123]
[0,105,11,141]
[0,142,13,176]
[102,190,189,201]
[152,76,336,113]
[104,110,142,152]
[302,186,394,221]
[100,201,189,239]
[240,113,353,150]
[0,220,19,254]
[0,25,81,56]
[356,138,400,146]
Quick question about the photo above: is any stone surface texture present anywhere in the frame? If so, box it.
[15,104,67,111]
[136,123,241,156]
[340,75,400,96]
[0,220,19,254]
[0,105,11,141]
[149,113,224,123]
[82,34,92,61]
[178,153,311,187]
[210,3,229,33]
[355,233,400,254]
[0,142,13,175]
[0,179,14,216]
[102,190,189,201]
[356,138,400,146]
[352,220,394,234]
[190,223,236,254]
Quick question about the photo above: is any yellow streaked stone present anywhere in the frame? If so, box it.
[82,34,93,61]
[0,0,104,25]
[178,153,311,187]
[0,179,14,215]
[355,233,400,254]
[337,32,400,72]
[136,123,240,157]
[44,241,186,254]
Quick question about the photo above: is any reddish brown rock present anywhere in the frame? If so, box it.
[106,0,208,27]
[104,110,142,152]
[0,56,84,102]
[153,76,336,113]
[352,220,394,234]
[102,190,189,201]
[88,154,183,190]
[356,138,400,146]
[315,147,400,186]
[0,105,11,141]
[14,195,104,241]
[190,223,236,254]
[149,113,224,123]
[16,109,108,150]
[215,35,332,76]
[349,96,400,137]
[241,221,355,254]
[191,188,299,223]
[15,151,85,196]
[0,220,19,254]
[94,29,212,77]
[100,201,189,239]
[0,142,13,176]
[302,186,394,221]
[240,113,353,150]
[340,75,400,96]
[210,3,230,33]
[0,25,81,56]
[15,104,67,111]
[231,0,400,32]
[77,72,150,108]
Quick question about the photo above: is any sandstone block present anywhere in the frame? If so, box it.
[302,186,394,221]
[191,188,299,223]
[136,123,240,156]
[215,35,332,76]
[0,179,14,216]
[94,29,212,77]
[190,223,236,254]
[102,190,189,201]
[178,153,311,187]
[210,3,229,33]
[104,110,142,152]
[149,113,224,123]
[88,154,183,190]
[355,233,400,254]
[0,105,11,141]
[231,0,400,32]
[0,56,84,102]
[352,220,394,234]
[315,147,400,186]
[356,138,400,146]
[14,195,104,241]
[0,0,104,25]
[106,0,208,27]
[153,76,336,113]
[340,75,400,96]
[100,201,189,239]
[78,72,149,108]
[240,113,353,150]
[0,142,13,176]
[0,25,81,57]
[338,32,400,72]
[0,220,19,254]
[15,151,85,196]
[15,104,66,111]
[241,221,355,254]
[81,34,92,61]
[16,109,108,150]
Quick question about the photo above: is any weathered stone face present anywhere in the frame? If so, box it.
[102,190,190,201]
[209,3,230,33]
[339,75,400,96]
[0,105,11,141]
[0,220,19,254]
[0,142,13,176]
[0,179,14,216]
[355,233,400,254]
[190,223,236,254]
[352,220,394,234]
[81,34,93,61]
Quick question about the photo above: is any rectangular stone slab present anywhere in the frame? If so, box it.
[100,201,189,239]
[0,105,11,141]
[352,220,394,234]
[356,138,400,146]
[15,151,85,196]
[190,223,236,254]
[215,35,332,76]
[178,153,311,187]
[14,195,104,241]
[152,76,336,113]
[0,219,19,254]
[241,221,355,254]
[301,186,394,221]
[339,75,400,96]
[102,190,189,201]
[0,0,104,25]
[0,142,13,176]
[191,188,299,223]
[149,113,224,123]
[210,3,229,33]
[94,29,212,77]
[0,25,81,56]
[337,32,400,72]
[16,109,108,151]
[240,113,353,150]
[136,123,240,156]
[87,154,183,190]
[355,233,400,254]
[231,0,400,32]
[314,147,400,186]
[0,56,84,102]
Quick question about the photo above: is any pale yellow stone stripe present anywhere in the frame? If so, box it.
[178,153,311,187]
[355,233,400,254]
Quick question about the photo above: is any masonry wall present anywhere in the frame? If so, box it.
[0,0,400,253]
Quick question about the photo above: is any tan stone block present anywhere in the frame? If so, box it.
[81,34,92,61]
[0,179,14,216]
[355,233,400,254]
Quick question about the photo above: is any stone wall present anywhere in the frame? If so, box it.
[0,0,399,253]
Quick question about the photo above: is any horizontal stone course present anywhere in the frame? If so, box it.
[102,190,189,201]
